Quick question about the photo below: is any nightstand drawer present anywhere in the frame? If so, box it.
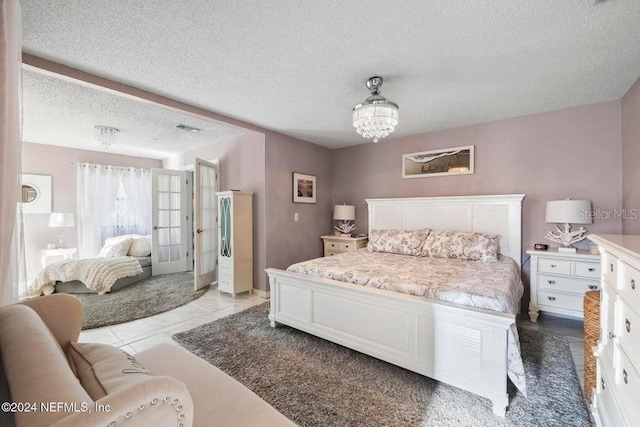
[339,242,356,251]
[325,241,340,251]
[573,261,600,279]
[538,274,599,293]
[539,258,571,275]
[538,290,583,311]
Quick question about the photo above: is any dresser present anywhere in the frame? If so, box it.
[216,191,253,296]
[527,248,600,322]
[321,235,368,257]
[588,234,640,427]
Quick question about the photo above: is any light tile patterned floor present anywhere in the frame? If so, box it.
[78,287,265,353]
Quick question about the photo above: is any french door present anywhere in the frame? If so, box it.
[194,158,218,290]
[151,169,192,275]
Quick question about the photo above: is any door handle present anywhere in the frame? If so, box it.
[153,226,169,230]
[197,229,205,234]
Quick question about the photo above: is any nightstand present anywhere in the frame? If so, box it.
[41,248,77,268]
[321,235,368,257]
[527,247,600,322]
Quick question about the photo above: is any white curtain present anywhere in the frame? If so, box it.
[77,164,151,257]
[77,164,121,258]
[121,167,152,236]
[0,0,23,306]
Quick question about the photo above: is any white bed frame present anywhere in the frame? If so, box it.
[266,194,525,416]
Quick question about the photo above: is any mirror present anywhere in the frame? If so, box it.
[402,145,475,179]
[21,174,52,214]
[22,184,39,203]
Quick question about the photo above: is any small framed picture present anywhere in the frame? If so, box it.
[293,172,316,204]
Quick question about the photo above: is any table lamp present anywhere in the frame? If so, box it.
[544,200,592,253]
[49,213,74,248]
[333,204,356,236]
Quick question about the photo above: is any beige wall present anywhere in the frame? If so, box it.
[332,101,623,252]
[622,77,640,234]
[21,142,162,280]
[264,133,333,278]
[163,133,269,291]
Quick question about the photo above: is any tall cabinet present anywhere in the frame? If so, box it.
[216,191,253,296]
[588,234,640,427]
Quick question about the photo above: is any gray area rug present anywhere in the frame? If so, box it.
[79,271,206,330]
[173,303,591,427]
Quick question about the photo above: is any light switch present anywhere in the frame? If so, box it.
[294,213,299,221]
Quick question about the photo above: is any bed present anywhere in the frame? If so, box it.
[53,256,152,294]
[265,194,525,416]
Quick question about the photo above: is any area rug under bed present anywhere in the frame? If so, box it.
[78,271,206,329]
[172,303,591,427]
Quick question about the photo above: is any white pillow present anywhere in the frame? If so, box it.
[128,235,152,257]
[97,237,134,258]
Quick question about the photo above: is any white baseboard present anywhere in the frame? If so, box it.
[253,288,270,299]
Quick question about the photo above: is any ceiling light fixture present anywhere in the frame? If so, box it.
[353,76,399,143]
[94,125,119,149]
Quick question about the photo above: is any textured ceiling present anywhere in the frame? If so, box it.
[22,68,246,159]
[21,0,640,149]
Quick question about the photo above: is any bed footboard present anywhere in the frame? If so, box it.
[266,268,514,417]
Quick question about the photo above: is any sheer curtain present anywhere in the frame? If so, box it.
[76,164,120,258]
[77,164,152,257]
[121,168,152,236]
[0,0,23,306]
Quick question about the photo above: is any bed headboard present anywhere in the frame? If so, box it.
[365,195,525,266]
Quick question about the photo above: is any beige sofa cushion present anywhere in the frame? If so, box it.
[68,342,152,400]
[0,305,91,427]
[136,343,295,427]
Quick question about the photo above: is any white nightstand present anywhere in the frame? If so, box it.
[527,247,600,322]
[41,248,77,268]
[321,235,368,257]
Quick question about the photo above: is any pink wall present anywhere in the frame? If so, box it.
[333,101,622,249]
[21,142,162,280]
[163,133,269,292]
[622,77,640,234]
[264,133,333,274]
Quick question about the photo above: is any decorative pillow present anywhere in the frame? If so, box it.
[68,342,152,400]
[422,230,500,262]
[128,235,152,257]
[97,237,134,258]
[367,229,430,256]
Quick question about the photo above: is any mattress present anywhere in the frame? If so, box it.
[287,250,527,394]
[287,250,523,315]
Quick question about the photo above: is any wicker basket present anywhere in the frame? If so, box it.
[584,290,600,401]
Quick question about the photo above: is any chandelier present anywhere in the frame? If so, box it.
[353,76,399,143]
[94,125,119,149]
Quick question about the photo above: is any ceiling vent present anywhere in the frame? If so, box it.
[176,124,203,133]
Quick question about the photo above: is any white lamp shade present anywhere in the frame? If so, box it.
[48,213,75,228]
[545,200,592,225]
[333,205,355,221]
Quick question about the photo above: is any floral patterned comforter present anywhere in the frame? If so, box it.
[287,250,527,395]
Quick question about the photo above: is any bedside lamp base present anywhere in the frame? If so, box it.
[558,246,577,254]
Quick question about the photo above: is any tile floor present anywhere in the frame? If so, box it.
[78,287,265,354]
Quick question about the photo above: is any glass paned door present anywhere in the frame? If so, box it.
[219,195,232,258]
[194,159,218,290]
[151,168,192,275]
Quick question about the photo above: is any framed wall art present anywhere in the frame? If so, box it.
[402,145,474,179]
[293,172,316,203]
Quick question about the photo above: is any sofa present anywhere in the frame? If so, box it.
[0,294,295,426]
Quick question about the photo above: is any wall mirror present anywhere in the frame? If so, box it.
[21,174,52,214]
[402,145,474,179]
